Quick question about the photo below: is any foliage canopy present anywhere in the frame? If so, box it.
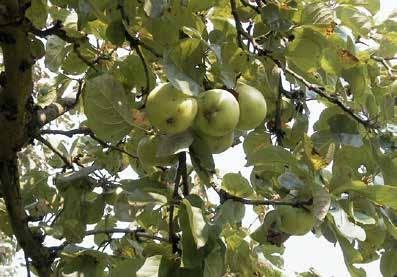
[0,0,396,276]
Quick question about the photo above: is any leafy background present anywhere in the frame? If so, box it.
[0,0,397,276]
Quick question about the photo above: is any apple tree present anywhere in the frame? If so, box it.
[0,0,396,276]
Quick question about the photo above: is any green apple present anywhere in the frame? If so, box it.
[198,131,234,154]
[276,206,315,236]
[194,89,240,136]
[236,83,267,131]
[251,210,290,246]
[145,83,198,134]
[137,135,177,166]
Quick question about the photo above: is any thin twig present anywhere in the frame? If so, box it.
[230,0,269,55]
[230,0,244,49]
[89,133,138,159]
[371,56,397,79]
[29,22,79,44]
[179,152,189,196]
[241,0,261,13]
[274,78,284,145]
[283,66,378,129]
[35,79,84,128]
[125,31,151,95]
[40,127,92,137]
[219,190,313,207]
[169,164,182,253]
[85,228,169,243]
[118,2,162,59]
[25,252,31,277]
[35,136,72,168]
[228,4,378,130]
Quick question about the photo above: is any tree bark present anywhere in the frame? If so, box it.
[0,159,52,277]
[0,2,53,275]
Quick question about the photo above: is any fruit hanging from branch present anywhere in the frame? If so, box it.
[194,89,240,137]
[145,83,197,134]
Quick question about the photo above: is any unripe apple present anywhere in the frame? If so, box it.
[198,131,234,154]
[194,89,240,137]
[276,206,315,236]
[137,135,177,166]
[145,83,198,134]
[236,83,267,130]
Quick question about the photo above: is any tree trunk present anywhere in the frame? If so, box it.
[0,159,52,277]
[0,2,53,275]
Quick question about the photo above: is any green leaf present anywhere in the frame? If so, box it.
[246,145,298,167]
[109,259,144,277]
[334,181,397,210]
[286,26,328,72]
[300,2,334,24]
[62,51,89,75]
[29,35,46,60]
[214,200,245,227]
[336,4,373,36]
[116,53,156,92]
[45,35,68,72]
[204,242,226,277]
[163,38,206,95]
[181,199,208,248]
[243,129,272,159]
[261,2,293,32]
[179,201,204,268]
[144,0,169,17]
[26,0,48,28]
[136,255,162,277]
[337,0,380,15]
[121,178,172,199]
[380,249,397,277]
[83,193,105,224]
[83,73,134,143]
[156,131,194,157]
[278,172,305,191]
[94,217,117,246]
[330,207,366,241]
[60,251,107,277]
[106,20,125,45]
[221,173,254,198]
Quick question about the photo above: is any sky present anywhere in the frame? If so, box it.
[7,0,397,276]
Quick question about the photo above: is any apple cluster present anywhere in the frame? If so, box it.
[137,82,267,166]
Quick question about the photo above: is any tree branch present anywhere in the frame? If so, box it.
[118,3,162,59]
[0,159,52,277]
[0,10,53,275]
[179,152,189,196]
[371,55,397,79]
[85,228,169,243]
[29,22,82,44]
[89,133,138,159]
[35,80,83,128]
[40,127,92,137]
[35,136,73,168]
[283,66,379,129]
[228,4,379,130]
[126,32,151,95]
[240,0,261,13]
[218,190,313,207]
[169,162,182,253]
[274,78,284,145]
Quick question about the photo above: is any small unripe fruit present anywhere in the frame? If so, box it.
[276,206,315,236]
[199,131,234,154]
[146,83,198,134]
[236,83,267,131]
[194,89,240,137]
[137,135,177,166]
